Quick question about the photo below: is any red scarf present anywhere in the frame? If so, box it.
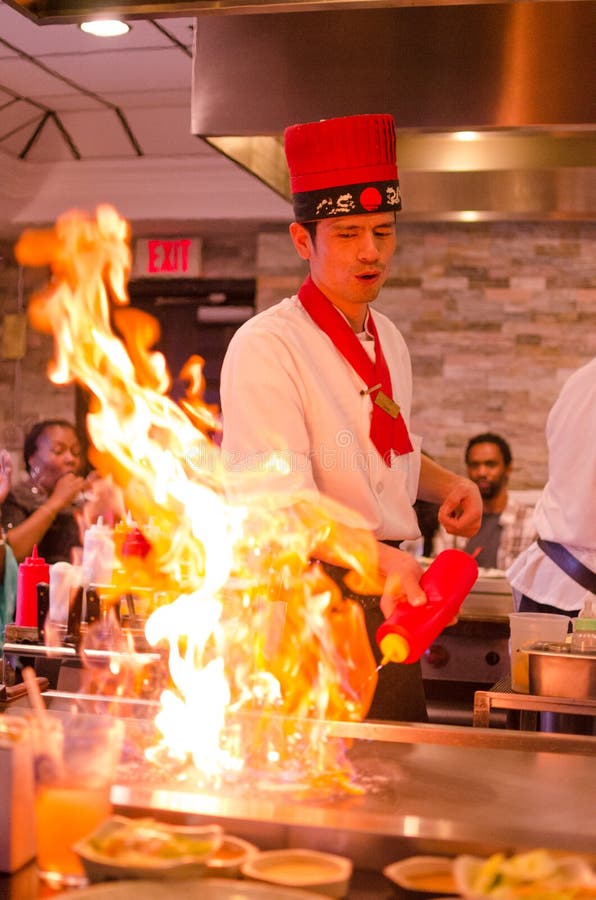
[298,275,413,466]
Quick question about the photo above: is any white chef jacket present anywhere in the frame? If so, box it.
[507,357,596,611]
[220,294,422,540]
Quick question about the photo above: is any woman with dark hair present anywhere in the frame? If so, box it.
[1,419,89,564]
[0,448,18,639]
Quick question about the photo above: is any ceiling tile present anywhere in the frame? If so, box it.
[0,56,82,97]
[21,92,107,111]
[12,112,81,161]
[88,88,190,110]
[149,17,194,43]
[124,106,203,156]
[48,47,191,94]
[0,99,44,140]
[0,85,18,103]
[59,107,144,157]
[0,41,19,60]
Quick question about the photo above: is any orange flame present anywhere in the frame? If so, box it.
[16,205,380,791]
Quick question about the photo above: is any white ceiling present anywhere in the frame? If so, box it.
[0,1,292,234]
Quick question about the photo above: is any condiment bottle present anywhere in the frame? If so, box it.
[376,549,479,664]
[15,545,50,628]
[570,598,596,654]
[49,562,81,626]
[118,526,153,619]
[112,517,132,565]
[121,526,152,561]
[82,517,115,586]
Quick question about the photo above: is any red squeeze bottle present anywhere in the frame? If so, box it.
[376,549,479,665]
[15,544,50,628]
[121,526,152,560]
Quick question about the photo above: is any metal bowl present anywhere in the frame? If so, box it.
[527,641,596,700]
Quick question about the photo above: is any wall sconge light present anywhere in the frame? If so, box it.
[80,19,131,37]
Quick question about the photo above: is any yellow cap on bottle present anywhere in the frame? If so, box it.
[379,633,410,665]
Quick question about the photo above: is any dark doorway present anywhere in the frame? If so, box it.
[75,278,255,456]
[128,278,255,407]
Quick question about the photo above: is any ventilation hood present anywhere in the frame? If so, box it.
[189,1,596,221]
[7,0,593,220]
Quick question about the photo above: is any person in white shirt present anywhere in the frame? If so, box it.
[220,113,482,722]
[507,357,596,617]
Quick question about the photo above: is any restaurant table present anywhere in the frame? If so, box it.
[473,675,596,729]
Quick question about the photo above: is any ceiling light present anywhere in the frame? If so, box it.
[80,20,130,37]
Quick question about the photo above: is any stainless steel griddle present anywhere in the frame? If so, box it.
[108,716,596,866]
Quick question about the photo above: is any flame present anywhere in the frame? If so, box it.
[16,206,381,792]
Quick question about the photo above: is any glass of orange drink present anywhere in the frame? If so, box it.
[31,713,123,888]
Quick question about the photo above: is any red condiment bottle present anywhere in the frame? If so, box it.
[376,549,479,665]
[15,545,50,628]
[121,526,152,560]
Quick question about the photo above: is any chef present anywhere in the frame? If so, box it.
[220,113,481,721]
[507,356,596,617]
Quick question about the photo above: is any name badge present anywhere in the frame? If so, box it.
[374,390,400,419]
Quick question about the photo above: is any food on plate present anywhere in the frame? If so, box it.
[83,817,222,866]
[454,849,596,900]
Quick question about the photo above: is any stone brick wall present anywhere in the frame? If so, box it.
[2,222,595,490]
[256,221,596,490]
[0,240,71,473]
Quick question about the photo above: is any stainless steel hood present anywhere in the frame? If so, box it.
[190,2,596,220]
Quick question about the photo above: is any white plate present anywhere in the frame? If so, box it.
[55,877,329,899]
[241,848,352,898]
[383,856,457,895]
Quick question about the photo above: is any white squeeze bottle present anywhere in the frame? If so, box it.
[49,561,81,626]
[81,517,115,586]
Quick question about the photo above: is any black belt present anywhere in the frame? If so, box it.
[311,540,402,610]
[310,560,379,609]
[537,538,596,594]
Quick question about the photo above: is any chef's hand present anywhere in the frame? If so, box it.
[438,477,482,538]
[377,543,427,618]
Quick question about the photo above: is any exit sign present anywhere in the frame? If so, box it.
[134,238,202,278]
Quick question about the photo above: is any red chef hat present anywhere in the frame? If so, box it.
[283,113,401,222]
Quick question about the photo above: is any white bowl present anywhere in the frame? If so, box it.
[74,815,222,883]
[206,835,260,878]
[241,848,353,898]
[453,851,595,900]
[383,855,457,896]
